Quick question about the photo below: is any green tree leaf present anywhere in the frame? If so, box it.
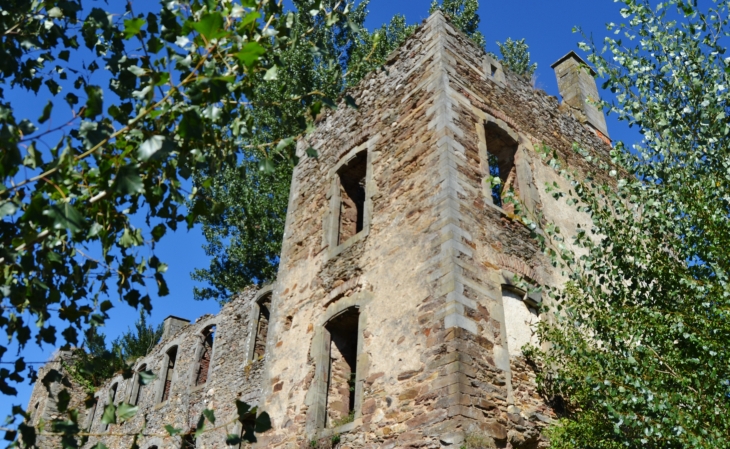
[116,403,138,422]
[193,12,226,41]
[38,101,53,124]
[202,408,215,425]
[123,18,146,39]
[114,165,144,195]
[235,42,266,68]
[165,425,182,436]
[83,85,103,118]
[101,403,116,425]
[44,203,85,233]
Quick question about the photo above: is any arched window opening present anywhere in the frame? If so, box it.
[195,326,216,386]
[105,383,118,431]
[484,122,519,208]
[253,294,271,360]
[337,151,367,245]
[325,307,360,427]
[161,346,178,403]
[130,364,147,406]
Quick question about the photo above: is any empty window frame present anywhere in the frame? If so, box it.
[484,122,519,208]
[161,346,178,403]
[130,364,147,406]
[324,308,360,427]
[195,326,216,386]
[336,151,367,245]
[253,294,271,360]
[105,383,118,431]
[501,286,540,357]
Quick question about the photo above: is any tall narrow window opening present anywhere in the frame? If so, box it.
[105,383,118,430]
[130,364,147,406]
[325,308,360,427]
[195,326,215,386]
[253,294,271,360]
[484,122,519,207]
[337,152,367,245]
[86,398,97,431]
[161,346,177,402]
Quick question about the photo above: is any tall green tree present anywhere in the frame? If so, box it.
[111,310,164,362]
[497,38,537,78]
[192,0,415,303]
[429,0,485,47]
[0,0,356,444]
[521,1,730,447]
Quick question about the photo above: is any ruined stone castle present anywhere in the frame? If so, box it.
[26,11,611,449]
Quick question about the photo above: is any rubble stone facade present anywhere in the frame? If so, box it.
[26,12,611,449]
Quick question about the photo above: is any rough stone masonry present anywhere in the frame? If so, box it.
[26,11,612,449]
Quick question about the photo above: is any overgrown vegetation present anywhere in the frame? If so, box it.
[61,312,163,395]
[429,0,485,47]
[497,38,537,78]
[516,0,730,447]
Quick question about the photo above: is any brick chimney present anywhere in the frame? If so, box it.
[552,51,609,140]
[161,315,190,340]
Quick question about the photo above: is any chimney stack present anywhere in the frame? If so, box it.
[162,315,190,340]
[552,51,609,139]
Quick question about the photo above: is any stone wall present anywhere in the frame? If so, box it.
[259,11,609,449]
[27,286,272,449]
[26,11,611,449]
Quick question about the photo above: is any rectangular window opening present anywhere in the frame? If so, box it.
[325,308,360,428]
[161,347,177,403]
[490,64,498,77]
[253,295,271,360]
[337,152,367,245]
[484,122,519,208]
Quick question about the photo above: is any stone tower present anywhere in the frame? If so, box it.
[258,11,609,449]
[24,11,610,449]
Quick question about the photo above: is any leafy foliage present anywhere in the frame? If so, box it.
[63,312,161,393]
[429,0,485,48]
[110,310,164,363]
[0,0,352,445]
[497,38,537,78]
[0,0,346,390]
[192,0,415,303]
[520,1,730,447]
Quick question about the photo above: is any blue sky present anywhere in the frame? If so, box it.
[3,0,641,420]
